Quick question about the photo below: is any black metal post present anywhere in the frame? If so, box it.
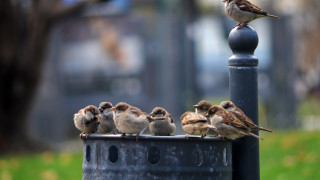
[228,25,260,180]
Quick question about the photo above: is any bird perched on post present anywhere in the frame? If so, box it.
[194,100,218,137]
[181,111,216,138]
[223,0,279,28]
[73,105,100,139]
[98,102,117,134]
[206,105,263,140]
[220,101,272,132]
[112,102,150,141]
[149,107,176,136]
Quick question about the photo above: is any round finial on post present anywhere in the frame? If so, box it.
[228,25,259,67]
[228,25,260,180]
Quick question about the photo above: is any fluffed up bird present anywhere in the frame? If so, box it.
[223,0,279,28]
[73,105,100,139]
[220,101,272,132]
[112,102,150,141]
[194,100,218,137]
[98,102,117,134]
[181,111,216,138]
[149,107,176,136]
[206,105,263,140]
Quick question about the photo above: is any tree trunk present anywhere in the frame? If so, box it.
[0,0,110,153]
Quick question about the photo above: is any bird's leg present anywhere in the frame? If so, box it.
[113,131,117,135]
[85,133,90,139]
[184,134,189,139]
[136,133,140,142]
[233,22,242,29]
[120,133,126,140]
[201,134,207,138]
[237,23,247,29]
[80,132,85,140]
[219,135,226,140]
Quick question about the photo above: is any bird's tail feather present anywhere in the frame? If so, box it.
[267,14,279,19]
[259,127,272,133]
[248,132,263,140]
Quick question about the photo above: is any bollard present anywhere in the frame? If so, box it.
[82,135,232,179]
[228,25,260,180]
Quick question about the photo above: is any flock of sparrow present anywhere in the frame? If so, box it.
[74,0,277,141]
[73,100,272,141]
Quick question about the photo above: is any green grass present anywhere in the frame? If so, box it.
[298,97,320,116]
[0,152,83,180]
[260,130,320,180]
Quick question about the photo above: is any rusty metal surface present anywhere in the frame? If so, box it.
[82,135,232,180]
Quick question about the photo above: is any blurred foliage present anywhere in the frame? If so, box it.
[298,97,320,116]
[260,130,320,180]
[0,152,82,180]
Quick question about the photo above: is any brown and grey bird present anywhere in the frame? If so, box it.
[223,0,279,28]
[194,100,218,137]
[98,102,117,134]
[206,105,263,140]
[193,100,212,117]
[220,101,272,132]
[181,111,216,138]
[73,105,100,139]
[112,102,150,141]
[149,107,176,136]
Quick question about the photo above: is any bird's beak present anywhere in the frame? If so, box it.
[205,113,209,117]
[98,107,103,113]
[193,105,198,108]
[111,107,117,112]
[149,112,155,117]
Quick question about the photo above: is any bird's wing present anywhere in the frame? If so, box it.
[169,114,175,124]
[182,113,207,125]
[236,0,267,16]
[233,108,257,128]
[221,111,249,131]
[130,106,146,117]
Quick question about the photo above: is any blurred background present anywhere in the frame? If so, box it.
[1,0,320,179]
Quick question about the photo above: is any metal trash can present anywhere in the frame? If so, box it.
[82,135,232,179]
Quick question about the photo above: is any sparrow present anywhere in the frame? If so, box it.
[206,105,262,140]
[194,100,218,137]
[193,100,212,117]
[112,102,150,141]
[73,105,100,139]
[220,101,272,132]
[223,0,279,28]
[149,107,176,136]
[97,102,117,134]
[180,111,216,138]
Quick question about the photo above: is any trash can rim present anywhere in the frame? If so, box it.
[81,134,231,142]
